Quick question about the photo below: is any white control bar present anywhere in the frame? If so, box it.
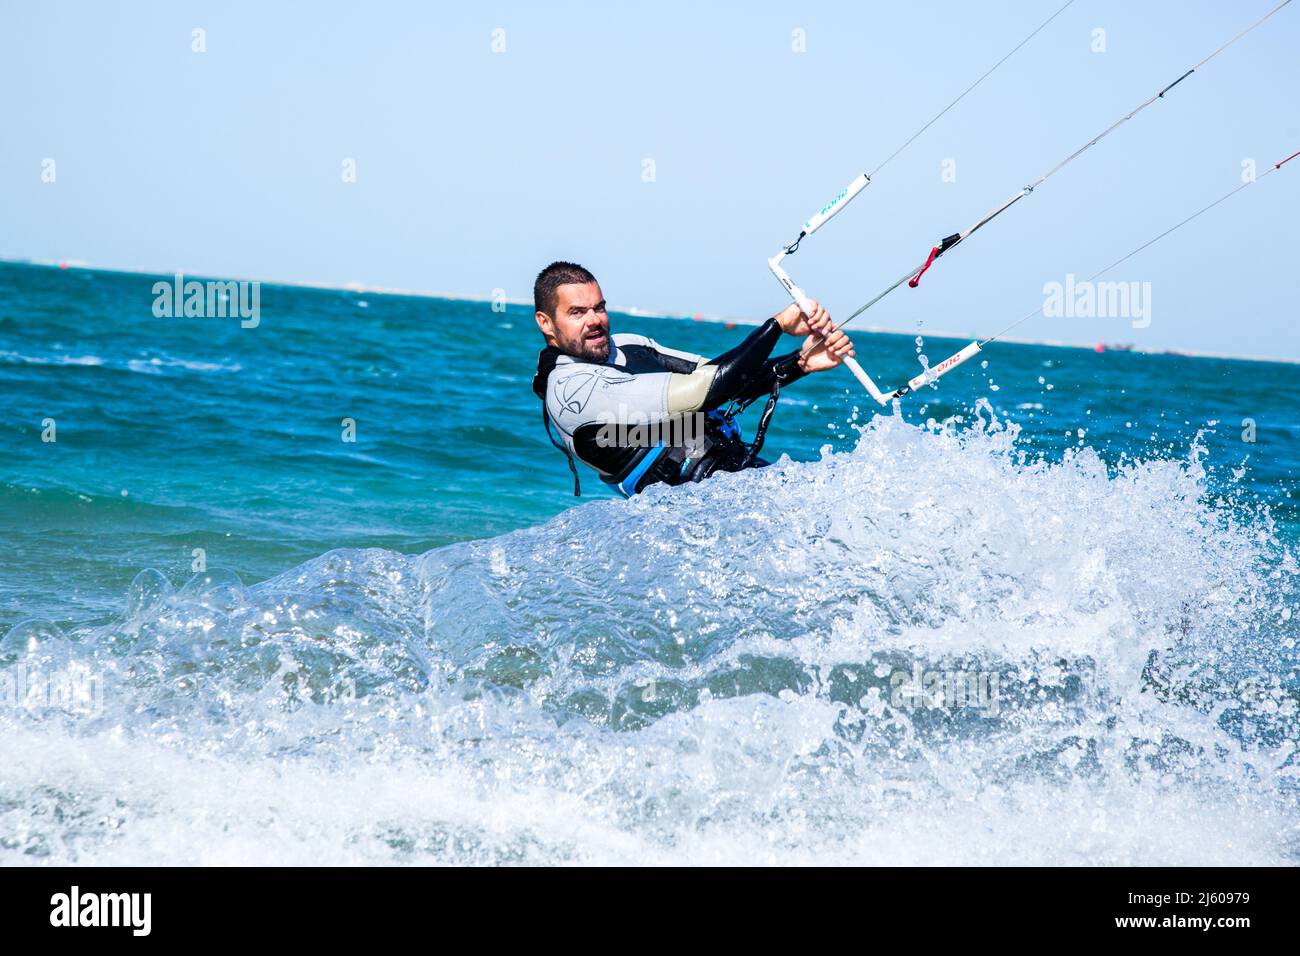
[766,173,894,404]
[768,173,984,405]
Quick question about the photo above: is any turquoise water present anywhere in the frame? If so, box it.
[2,260,1297,864]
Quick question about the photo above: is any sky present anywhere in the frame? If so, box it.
[1,0,1297,358]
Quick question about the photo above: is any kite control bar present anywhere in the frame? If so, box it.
[766,173,893,405]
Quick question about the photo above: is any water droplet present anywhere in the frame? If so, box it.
[127,569,173,619]
[0,618,68,665]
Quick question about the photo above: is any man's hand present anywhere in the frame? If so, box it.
[775,300,833,337]
[798,327,855,373]
[773,300,855,372]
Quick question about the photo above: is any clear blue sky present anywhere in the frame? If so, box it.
[2,1,1296,357]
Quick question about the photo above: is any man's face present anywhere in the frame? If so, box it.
[536,281,611,362]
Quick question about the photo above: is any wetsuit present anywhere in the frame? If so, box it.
[532,318,806,496]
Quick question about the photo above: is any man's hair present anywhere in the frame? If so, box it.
[534,261,597,318]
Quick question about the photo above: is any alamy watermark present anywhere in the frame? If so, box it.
[0,662,104,718]
[890,663,1001,717]
[50,886,150,936]
[594,404,710,454]
[152,272,260,328]
[1043,273,1151,329]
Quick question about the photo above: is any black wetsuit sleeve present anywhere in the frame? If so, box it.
[700,318,787,409]
[730,349,809,404]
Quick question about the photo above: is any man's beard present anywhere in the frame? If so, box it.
[573,329,611,362]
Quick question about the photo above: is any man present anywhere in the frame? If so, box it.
[531,261,855,496]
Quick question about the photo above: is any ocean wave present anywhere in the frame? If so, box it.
[126,355,243,374]
[2,411,1297,865]
[0,350,104,367]
[0,348,240,375]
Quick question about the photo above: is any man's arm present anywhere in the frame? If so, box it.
[664,300,853,413]
[639,337,707,369]
[552,302,853,431]
[727,348,809,404]
[664,318,784,413]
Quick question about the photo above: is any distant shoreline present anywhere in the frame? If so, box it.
[5,256,1297,367]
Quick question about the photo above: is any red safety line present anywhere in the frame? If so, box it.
[1275,150,1300,169]
[908,245,941,288]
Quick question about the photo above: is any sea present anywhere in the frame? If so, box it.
[1,260,1296,864]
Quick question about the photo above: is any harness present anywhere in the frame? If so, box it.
[537,355,793,498]
[541,406,584,496]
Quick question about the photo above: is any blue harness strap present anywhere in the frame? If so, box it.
[707,409,741,441]
[615,443,667,498]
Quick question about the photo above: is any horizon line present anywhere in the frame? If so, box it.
[4,255,1297,368]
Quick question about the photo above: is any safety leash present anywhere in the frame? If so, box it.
[838,0,1294,340]
[765,0,1084,405]
[885,146,1300,401]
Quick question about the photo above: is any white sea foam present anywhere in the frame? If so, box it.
[0,348,238,375]
[127,354,243,374]
[2,412,1296,865]
[0,350,103,367]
